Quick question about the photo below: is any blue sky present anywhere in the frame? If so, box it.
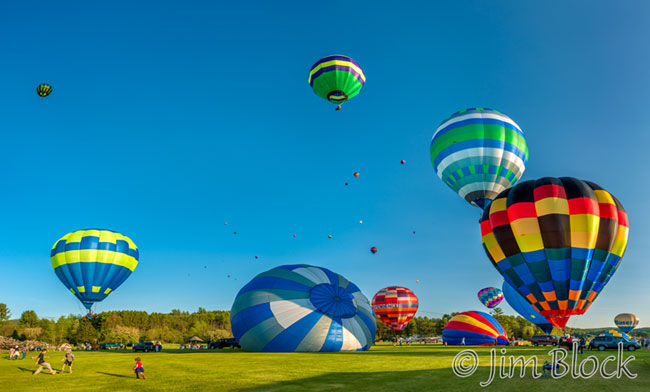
[0,1,648,328]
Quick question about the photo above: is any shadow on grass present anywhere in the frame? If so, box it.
[96,371,131,378]
[17,367,33,373]
[237,369,473,392]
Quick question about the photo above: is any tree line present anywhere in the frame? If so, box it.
[1,303,646,345]
[0,304,231,345]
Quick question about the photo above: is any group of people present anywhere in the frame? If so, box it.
[7,346,27,360]
[30,348,75,375]
[2,346,146,380]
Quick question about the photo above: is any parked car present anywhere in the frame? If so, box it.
[133,341,162,352]
[589,336,640,351]
[99,342,121,350]
[209,338,241,349]
[530,335,561,346]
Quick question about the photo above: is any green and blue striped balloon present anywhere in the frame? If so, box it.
[231,264,376,352]
[430,108,529,209]
[308,55,365,107]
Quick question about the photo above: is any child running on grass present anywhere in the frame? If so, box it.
[32,348,57,375]
[133,357,146,380]
[61,349,75,373]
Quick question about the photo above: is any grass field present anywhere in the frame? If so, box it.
[1,343,649,391]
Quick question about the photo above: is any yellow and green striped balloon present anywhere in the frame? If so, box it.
[308,55,365,107]
[51,229,139,312]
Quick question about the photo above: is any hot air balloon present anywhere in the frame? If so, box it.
[442,311,509,345]
[477,287,504,308]
[614,313,639,333]
[36,83,52,98]
[51,229,139,316]
[400,160,406,164]
[353,172,360,178]
[598,329,631,340]
[480,177,629,329]
[372,286,419,330]
[328,235,332,239]
[430,108,528,209]
[502,281,554,334]
[231,264,376,352]
[308,55,365,110]
[370,247,378,254]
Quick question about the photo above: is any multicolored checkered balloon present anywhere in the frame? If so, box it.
[477,287,504,308]
[480,177,629,329]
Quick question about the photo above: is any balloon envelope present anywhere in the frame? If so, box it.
[51,229,139,310]
[230,264,376,352]
[502,281,554,334]
[372,286,419,331]
[430,108,528,209]
[308,55,365,106]
[36,83,52,97]
[477,287,504,308]
[614,313,639,333]
[442,311,508,345]
[480,177,629,329]
[598,329,631,340]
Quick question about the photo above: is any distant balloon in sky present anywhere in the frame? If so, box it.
[233,232,237,235]
[359,220,363,224]
[400,160,406,164]
[328,235,332,239]
[370,247,378,254]
[51,229,138,316]
[430,108,528,209]
[372,286,419,331]
[614,313,639,333]
[477,287,504,309]
[231,264,376,352]
[345,182,349,186]
[353,172,360,178]
[255,255,259,259]
[480,177,629,329]
[308,55,365,111]
[37,83,52,98]
[224,222,228,225]
[293,234,297,238]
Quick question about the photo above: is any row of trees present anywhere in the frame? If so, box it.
[0,304,231,345]
[2,303,647,345]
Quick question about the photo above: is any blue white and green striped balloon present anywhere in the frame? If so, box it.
[231,264,376,352]
[430,108,529,209]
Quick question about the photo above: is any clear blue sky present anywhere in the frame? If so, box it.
[1,1,648,329]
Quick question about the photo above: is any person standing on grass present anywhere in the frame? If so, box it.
[32,349,57,375]
[61,349,75,373]
[21,347,27,360]
[133,357,146,380]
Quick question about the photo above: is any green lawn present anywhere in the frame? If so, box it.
[1,344,649,391]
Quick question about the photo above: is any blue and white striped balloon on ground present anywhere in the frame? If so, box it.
[231,264,376,352]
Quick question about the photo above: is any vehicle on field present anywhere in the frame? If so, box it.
[209,338,240,349]
[132,341,162,352]
[530,335,561,346]
[99,342,121,350]
[589,336,640,351]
